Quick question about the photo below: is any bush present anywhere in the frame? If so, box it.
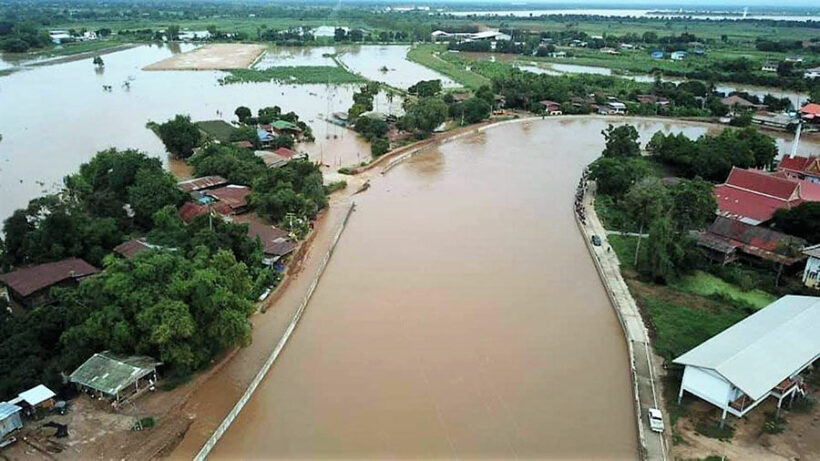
[791,396,815,414]
[695,420,735,441]
[371,137,390,157]
[762,412,787,434]
[338,167,354,175]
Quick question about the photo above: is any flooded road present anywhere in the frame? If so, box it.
[202,118,739,459]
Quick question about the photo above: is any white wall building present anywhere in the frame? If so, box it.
[675,295,820,426]
[803,244,820,289]
[804,67,820,80]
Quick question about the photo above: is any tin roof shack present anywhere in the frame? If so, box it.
[0,402,22,443]
[674,295,820,426]
[9,385,57,417]
[113,239,164,259]
[69,352,161,406]
[0,258,99,309]
[205,185,252,215]
[177,175,228,193]
[247,223,298,266]
[693,216,806,267]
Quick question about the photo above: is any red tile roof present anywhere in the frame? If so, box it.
[714,184,799,224]
[778,156,813,174]
[206,185,251,212]
[0,258,99,297]
[725,168,799,200]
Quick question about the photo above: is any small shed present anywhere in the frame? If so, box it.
[9,384,56,416]
[69,352,161,404]
[0,402,23,440]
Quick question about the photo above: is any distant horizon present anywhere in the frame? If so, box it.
[364,0,820,10]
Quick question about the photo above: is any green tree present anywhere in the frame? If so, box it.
[166,25,180,41]
[623,177,670,266]
[408,79,443,98]
[399,97,448,136]
[157,115,201,159]
[371,137,390,157]
[127,168,185,228]
[641,215,685,283]
[589,157,648,199]
[453,97,492,125]
[668,178,717,232]
[92,55,104,67]
[774,202,820,243]
[234,106,252,123]
[601,124,641,158]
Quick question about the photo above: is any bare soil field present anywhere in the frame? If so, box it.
[143,44,266,71]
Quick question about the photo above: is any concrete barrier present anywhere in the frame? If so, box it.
[193,201,356,461]
[573,182,666,461]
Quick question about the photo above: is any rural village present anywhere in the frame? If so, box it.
[1,2,820,460]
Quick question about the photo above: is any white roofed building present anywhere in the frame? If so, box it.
[674,295,820,426]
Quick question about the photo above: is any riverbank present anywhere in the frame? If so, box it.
[575,179,668,461]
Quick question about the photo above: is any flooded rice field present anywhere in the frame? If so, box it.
[0,44,414,222]
[254,46,338,69]
[338,45,457,89]
[200,117,771,459]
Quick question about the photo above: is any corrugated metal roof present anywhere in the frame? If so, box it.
[674,295,820,401]
[0,402,21,420]
[16,384,55,406]
[0,258,99,297]
[177,175,228,193]
[69,352,160,396]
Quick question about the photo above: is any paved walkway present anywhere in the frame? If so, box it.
[577,181,668,461]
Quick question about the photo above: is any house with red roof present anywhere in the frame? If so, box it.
[713,168,805,225]
[178,201,233,223]
[777,155,820,184]
[800,103,820,124]
[693,216,806,267]
[0,258,99,308]
[205,185,251,214]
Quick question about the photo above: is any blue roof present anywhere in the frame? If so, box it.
[651,51,664,57]
[256,128,275,142]
[0,402,21,420]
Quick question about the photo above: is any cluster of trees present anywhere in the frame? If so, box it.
[234,104,314,143]
[0,20,51,52]
[353,116,390,156]
[347,82,381,120]
[590,125,717,283]
[0,149,277,398]
[156,115,202,159]
[646,127,778,181]
[773,202,820,244]
[188,145,326,226]
[2,149,184,269]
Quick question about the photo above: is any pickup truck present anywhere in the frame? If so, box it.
[648,408,665,433]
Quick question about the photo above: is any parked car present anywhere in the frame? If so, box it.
[648,408,664,432]
[591,235,602,246]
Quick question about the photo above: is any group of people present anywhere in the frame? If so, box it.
[575,168,589,225]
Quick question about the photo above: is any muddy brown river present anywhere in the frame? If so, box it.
[200,118,737,459]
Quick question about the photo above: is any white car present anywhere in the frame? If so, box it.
[648,408,665,433]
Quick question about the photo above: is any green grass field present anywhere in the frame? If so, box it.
[407,44,490,89]
[219,66,366,85]
[195,120,237,143]
[671,270,776,310]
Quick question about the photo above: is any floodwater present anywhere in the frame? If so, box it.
[0,44,392,222]
[338,45,458,89]
[203,117,759,459]
[254,46,338,69]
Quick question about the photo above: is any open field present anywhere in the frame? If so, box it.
[407,44,490,89]
[143,43,265,70]
[196,120,238,143]
[219,65,366,84]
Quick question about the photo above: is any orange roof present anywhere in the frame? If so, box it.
[800,103,820,115]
